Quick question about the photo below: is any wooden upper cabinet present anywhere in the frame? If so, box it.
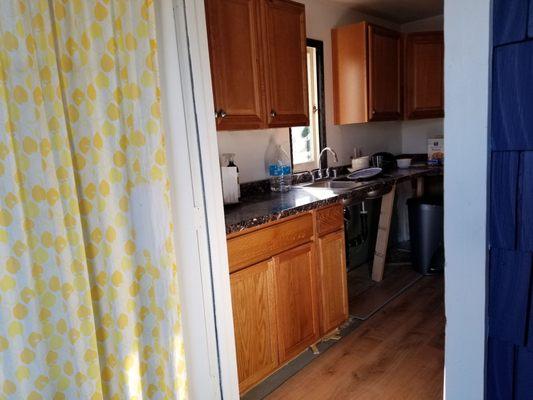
[368,25,401,121]
[230,260,278,393]
[332,23,367,125]
[205,0,266,130]
[404,31,444,120]
[332,22,400,124]
[273,243,319,363]
[318,230,348,334]
[205,0,308,130]
[262,0,309,127]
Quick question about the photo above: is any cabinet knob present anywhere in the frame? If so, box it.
[371,109,376,115]
[270,110,277,117]
[216,109,227,118]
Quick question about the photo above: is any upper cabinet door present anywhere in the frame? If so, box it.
[262,0,309,128]
[367,25,401,121]
[332,23,368,125]
[404,32,444,120]
[205,0,266,130]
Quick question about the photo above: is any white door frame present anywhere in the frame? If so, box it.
[444,0,491,399]
[157,0,239,398]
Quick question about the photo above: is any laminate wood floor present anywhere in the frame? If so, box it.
[265,275,445,400]
[348,264,422,320]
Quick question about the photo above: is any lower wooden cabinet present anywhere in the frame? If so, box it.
[230,260,278,393]
[228,206,347,394]
[272,243,320,362]
[318,230,349,334]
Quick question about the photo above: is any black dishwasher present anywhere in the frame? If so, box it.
[343,197,382,271]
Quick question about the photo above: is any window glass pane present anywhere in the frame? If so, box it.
[291,45,320,172]
[291,126,312,164]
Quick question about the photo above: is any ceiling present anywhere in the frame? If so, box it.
[333,0,443,24]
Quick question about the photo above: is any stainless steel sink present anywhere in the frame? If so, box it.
[294,180,362,193]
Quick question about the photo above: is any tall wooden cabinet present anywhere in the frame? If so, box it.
[404,31,444,119]
[332,22,401,124]
[205,0,309,130]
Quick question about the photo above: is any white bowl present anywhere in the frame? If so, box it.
[397,158,412,169]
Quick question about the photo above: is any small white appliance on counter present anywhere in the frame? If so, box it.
[221,153,240,204]
[351,156,370,171]
[221,167,239,204]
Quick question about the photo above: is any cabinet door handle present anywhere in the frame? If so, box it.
[270,110,277,117]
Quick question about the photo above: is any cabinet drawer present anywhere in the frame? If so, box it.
[316,204,344,236]
[228,214,314,273]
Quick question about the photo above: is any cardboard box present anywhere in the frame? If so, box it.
[427,138,444,165]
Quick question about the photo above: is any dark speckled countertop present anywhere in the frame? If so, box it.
[224,166,442,235]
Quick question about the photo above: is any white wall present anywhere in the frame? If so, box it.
[401,118,444,153]
[217,128,290,183]
[444,0,490,398]
[401,14,443,33]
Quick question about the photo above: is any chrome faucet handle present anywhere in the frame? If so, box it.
[311,168,322,181]
[300,170,315,183]
[327,167,338,178]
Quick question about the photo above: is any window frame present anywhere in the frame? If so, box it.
[290,38,327,173]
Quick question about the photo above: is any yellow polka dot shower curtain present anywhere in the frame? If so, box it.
[0,1,188,398]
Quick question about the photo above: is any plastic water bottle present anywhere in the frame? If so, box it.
[268,145,292,192]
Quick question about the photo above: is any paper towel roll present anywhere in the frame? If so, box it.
[221,167,239,204]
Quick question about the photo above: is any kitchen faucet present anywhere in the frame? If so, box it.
[301,147,340,183]
[319,146,339,165]
[314,147,339,180]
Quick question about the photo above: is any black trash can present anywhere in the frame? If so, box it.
[407,197,444,275]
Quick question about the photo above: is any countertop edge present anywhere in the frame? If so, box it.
[225,167,442,235]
